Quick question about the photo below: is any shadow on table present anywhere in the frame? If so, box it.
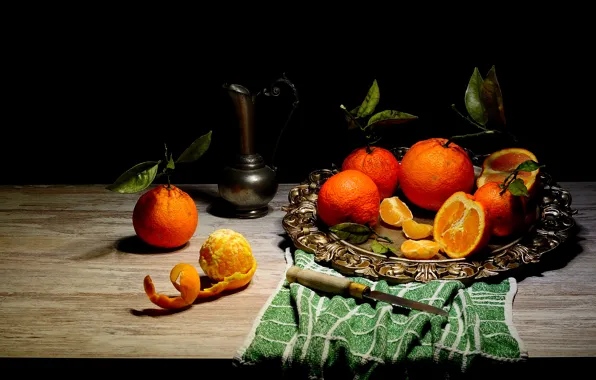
[68,235,188,260]
[115,235,189,254]
[480,223,585,285]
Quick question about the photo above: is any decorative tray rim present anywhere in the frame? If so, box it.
[281,147,577,284]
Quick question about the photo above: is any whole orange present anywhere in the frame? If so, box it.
[474,182,526,237]
[317,169,380,227]
[399,138,475,211]
[341,146,400,199]
[132,185,198,248]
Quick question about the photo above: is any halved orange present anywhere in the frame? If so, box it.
[400,239,440,260]
[433,191,491,259]
[476,148,540,197]
[379,196,413,227]
[402,219,433,240]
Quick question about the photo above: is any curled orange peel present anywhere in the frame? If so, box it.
[143,258,257,309]
[143,263,201,310]
[195,256,257,299]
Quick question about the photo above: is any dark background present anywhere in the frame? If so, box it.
[4,13,592,185]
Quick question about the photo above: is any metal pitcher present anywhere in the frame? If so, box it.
[218,75,299,218]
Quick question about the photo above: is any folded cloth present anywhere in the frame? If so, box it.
[234,249,527,379]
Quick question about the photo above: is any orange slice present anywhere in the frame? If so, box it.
[476,148,540,196]
[402,219,433,240]
[400,239,440,260]
[433,191,491,259]
[380,196,413,227]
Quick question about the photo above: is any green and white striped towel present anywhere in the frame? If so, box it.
[234,249,527,379]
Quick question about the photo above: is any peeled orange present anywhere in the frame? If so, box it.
[402,219,433,240]
[433,191,491,259]
[401,239,440,260]
[476,148,540,197]
[379,196,413,227]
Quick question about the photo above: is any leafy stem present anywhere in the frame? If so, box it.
[498,160,545,196]
[443,130,499,148]
[106,131,212,194]
[451,104,489,131]
[340,80,417,150]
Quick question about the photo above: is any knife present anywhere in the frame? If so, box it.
[286,266,448,317]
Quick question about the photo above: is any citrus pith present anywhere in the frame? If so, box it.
[433,191,491,259]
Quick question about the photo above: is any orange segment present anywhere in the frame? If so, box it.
[400,239,440,260]
[433,192,491,259]
[380,196,413,227]
[476,148,540,196]
[402,219,433,240]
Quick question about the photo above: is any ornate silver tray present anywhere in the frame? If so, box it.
[282,147,576,283]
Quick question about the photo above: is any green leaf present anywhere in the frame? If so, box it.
[167,154,175,170]
[367,110,418,128]
[329,222,373,244]
[480,65,506,126]
[371,240,389,254]
[465,67,487,125]
[106,161,160,194]
[516,160,543,172]
[357,79,380,118]
[371,240,398,255]
[176,130,212,163]
[388,246,399,255]
[507,178,529,197]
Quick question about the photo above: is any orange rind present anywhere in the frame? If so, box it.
[143,263,201,309]
[143,229,257,310]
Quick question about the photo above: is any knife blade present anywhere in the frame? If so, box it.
[286,266,448,317]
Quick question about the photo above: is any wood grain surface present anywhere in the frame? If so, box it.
[0,183,594,359]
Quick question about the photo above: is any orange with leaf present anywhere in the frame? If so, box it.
[132,185,198,248]
[476,148,541,197]
[339,79,417,199]
[143,229,257,309]
[107,131,212,248]
[474,155,544,237]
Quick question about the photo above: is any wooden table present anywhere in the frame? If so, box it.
[0,183,595,362]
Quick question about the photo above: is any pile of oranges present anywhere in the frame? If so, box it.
[318,140,541,260]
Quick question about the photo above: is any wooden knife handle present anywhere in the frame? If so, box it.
[286,266,368,299]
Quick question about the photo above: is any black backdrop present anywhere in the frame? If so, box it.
[4,15,592,185]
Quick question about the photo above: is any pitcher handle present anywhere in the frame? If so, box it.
[259,73,300,172]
